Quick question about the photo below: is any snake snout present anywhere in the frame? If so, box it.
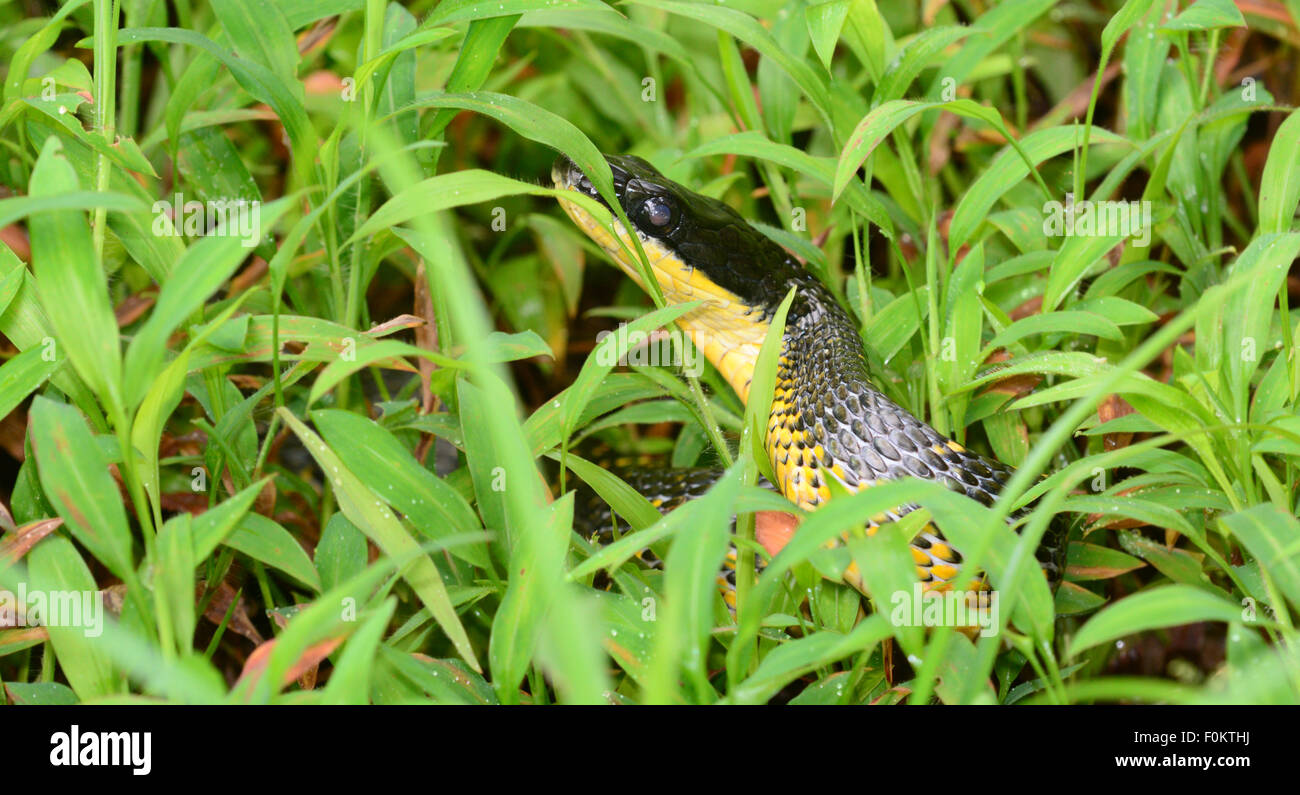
[551,154,594,197]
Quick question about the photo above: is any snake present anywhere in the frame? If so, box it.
[552,153,1066,597]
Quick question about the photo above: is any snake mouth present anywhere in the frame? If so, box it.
[551,153,770,402]
[550,154,742,308]
[551,155,605,205]
[551,156,668,293]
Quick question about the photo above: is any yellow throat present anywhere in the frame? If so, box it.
[553,191,770,404]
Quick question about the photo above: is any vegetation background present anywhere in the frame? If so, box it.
[0,0,1298,704]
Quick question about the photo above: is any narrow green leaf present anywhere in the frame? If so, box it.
[27,138,123,420]
[29,397,133,580]
[1161,0,1246,31]
[320,598,397,705]
[1258,110,1300,234]
[227,514,322,592]
[311,409,490,568]
[26,534,121,698]
[0,346,58,420]
[277,408,479,671]
[1069,584,1243,656]
[1220,505,1300,613]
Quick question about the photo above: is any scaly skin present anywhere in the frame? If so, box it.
[553,154,1065,590]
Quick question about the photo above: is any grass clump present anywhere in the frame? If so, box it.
[0,0,1297,705]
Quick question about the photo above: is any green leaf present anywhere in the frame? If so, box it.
[1069,584,1243,656]
[427,0,607,25]
[744,286,795,482]
[156,514,197,655]
[321,598,398,705]
[1,0,89,109]
[211,0,301,92]
[382,89,618,220]
[29,397,134,581]
[982,311,1123,357]
[628,0,833,125]
[805,1,850,71]
[0,346,58,420]
[352,169,597,244]
[3,681,80,705]
[226,514,322,592]
[306,339,458,406]
[311,409,490,568]
[949,126,1127,253]
[534,586,613,704]
[191,479,267,562]
[26,534,121,699]
[848,512,926,655]
[1102,0,1156,53]
[553,452,662,531]
[489,492,573,702]
[872,25,973,104]
[123,199,288,409]
[1161,0,1246,31]
[646,462,741,703]
[730,615,891,704]
[117,27,318,183]
[1043,230,1129,312]
[1258,109,1300,234]
[277,408,479,671]
[1054,581,1108,616]
[1220,504,1300,613]
[26,138,123,420]
[0,247,74,406]
[558,301,698,447]
[1065,542,1146,582]
[681,133,891,234]
[236,551,399,702]
[921,0,1056,98]
[1223,234,1300,415]
[130,353,190,525]
[315,513,369,593]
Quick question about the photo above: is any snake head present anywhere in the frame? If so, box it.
[551,153,806,323]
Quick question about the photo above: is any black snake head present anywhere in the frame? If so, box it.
[552,153,806,324]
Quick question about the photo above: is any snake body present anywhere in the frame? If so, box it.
[554,154,1065,589]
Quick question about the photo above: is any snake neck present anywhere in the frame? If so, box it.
[756,276,1017,514]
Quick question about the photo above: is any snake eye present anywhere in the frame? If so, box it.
[641,196,675,229]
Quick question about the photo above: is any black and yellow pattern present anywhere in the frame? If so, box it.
[554,154,1065,595]
[571,467,766,609]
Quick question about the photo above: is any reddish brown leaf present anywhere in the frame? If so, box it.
[229,256,268,294]
[0,410,27,461]
[755,511,799,558]
[1086,486,1148,530]
[1098,393,1137,451]
[980,349,1042,398]
[0,518,63,564]
[0,224,30,261]
[414,260,439,416]
[236,635,344,693]
[199,580,265,645]
[0,626,49,650]
[115,292,156,328]
[366,314,424,337]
